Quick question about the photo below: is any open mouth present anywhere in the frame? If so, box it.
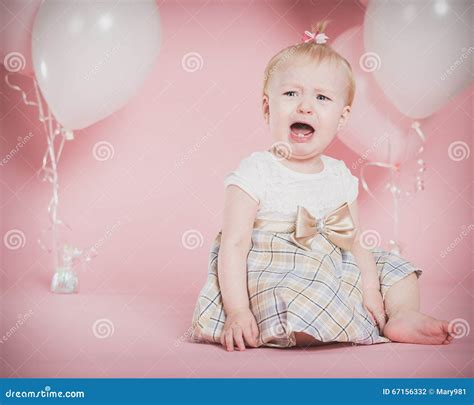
[290,122,315,140]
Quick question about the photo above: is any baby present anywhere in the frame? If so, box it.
[191,21,456,351]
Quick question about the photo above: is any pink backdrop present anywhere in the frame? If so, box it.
[1,0,472,377]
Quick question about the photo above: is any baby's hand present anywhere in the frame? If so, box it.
[220,307,259,351]
[362,288,387,334]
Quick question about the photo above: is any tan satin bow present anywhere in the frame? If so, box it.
[289,202,357,251]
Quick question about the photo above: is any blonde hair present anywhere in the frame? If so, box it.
[262,20,355,107]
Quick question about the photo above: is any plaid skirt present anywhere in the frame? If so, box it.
[191,229,422,348]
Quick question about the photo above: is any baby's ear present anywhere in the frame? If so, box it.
[262,94,270,123]
[337,105,351,131]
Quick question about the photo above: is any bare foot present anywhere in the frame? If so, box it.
[384,309,456,345]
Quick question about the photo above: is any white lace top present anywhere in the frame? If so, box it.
[223,151,359,221]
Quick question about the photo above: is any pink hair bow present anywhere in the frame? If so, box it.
[301,30,329,44]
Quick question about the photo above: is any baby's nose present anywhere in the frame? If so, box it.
[297,101,313,115]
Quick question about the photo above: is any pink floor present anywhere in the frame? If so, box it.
[1,263,472,378]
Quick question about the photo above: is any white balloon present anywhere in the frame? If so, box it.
[32,0,161,130]
[364,0,472,119]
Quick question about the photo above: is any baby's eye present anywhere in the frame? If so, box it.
[316,94,330,101]
[283,91,297,97]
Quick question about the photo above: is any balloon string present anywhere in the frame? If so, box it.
[5,73,38,107]
[360,161,396,199]
[359,121,427,253]
[31,78,96,266]
[32,76,48,132]
[4,72,96,275]
[411,121,426,154]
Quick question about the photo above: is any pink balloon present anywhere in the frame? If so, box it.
[32,0,161,131]
[0,0,41,76]
[332,26,421,164]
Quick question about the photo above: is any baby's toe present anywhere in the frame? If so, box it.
[441,320,453,336]
[438,320,453,344]
[442,323,456,344]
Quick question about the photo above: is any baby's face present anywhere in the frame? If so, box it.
[263,58,351,160]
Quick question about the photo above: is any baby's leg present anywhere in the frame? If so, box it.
[384,272,420,314]
[293,332,333,347]
[383,273,455,345]
[294,332,317,347]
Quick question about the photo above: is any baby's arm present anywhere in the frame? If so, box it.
[218,184,260,350]
[347,200,379,289]
[219,184,258,310]
[347,200,387,332]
